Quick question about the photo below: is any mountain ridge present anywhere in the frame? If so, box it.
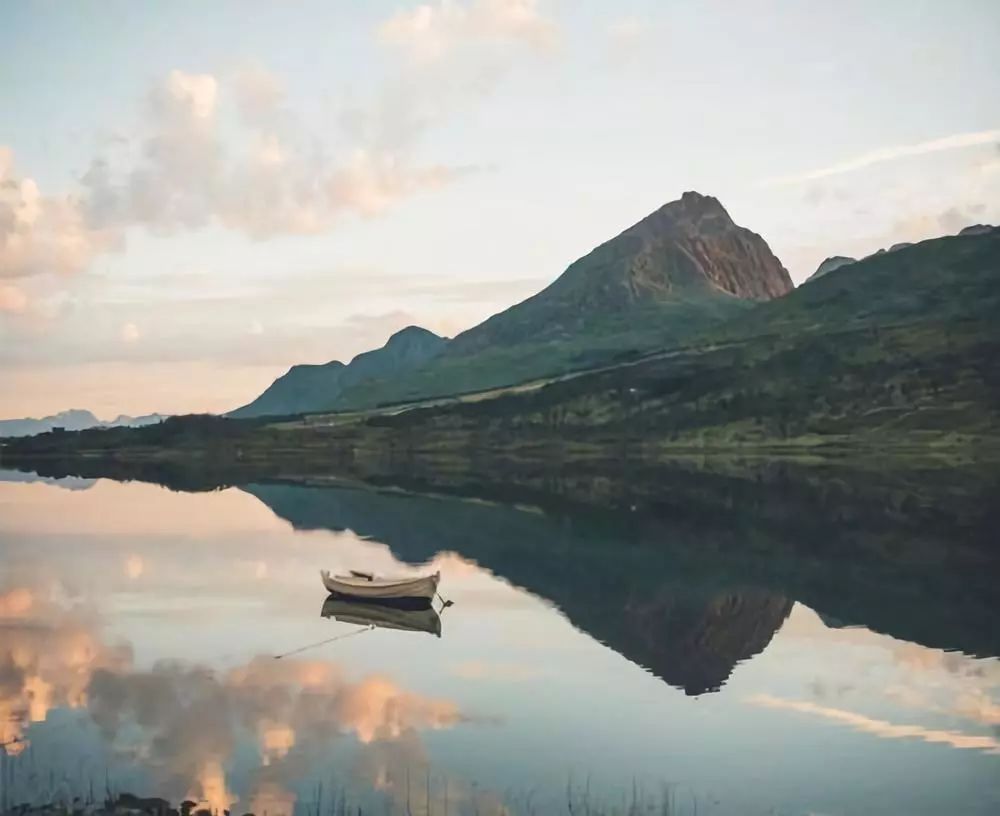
[0,410,166,439]
[444,191,792,356]
[229,325,447,418]
[326,191,793,410]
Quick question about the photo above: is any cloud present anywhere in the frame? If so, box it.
[0,583,132,756]
[231,63,285,128]
[606,16,646,63]
[890,203,989,244]
[0,284,28,313]
[1,578,472,808]
[450,660,541,681]
[81,69,326,239]
[75,64,475,249]
[378,0,557,64]
[746,694,1000,754]
[327,149,471,218]
[0,147,120,280]
[120,321,141,343]
[764,128,1000,187]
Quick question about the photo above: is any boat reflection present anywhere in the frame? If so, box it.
[321,596,443,638]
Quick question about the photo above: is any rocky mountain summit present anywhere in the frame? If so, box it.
[447,191,793,355]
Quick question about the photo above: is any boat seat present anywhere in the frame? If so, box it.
[349,570,374,581]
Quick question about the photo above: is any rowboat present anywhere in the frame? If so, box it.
[320,569,440,605]
[321,597,442,637]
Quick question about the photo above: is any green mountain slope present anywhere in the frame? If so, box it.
[229,325,447,418]
[332,192,793,409]
[364,227,1000,445]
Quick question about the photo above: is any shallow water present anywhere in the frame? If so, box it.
[0,465,998,815]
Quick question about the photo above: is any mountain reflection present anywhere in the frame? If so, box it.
[2,458,999,815]
[240,454,1000,695]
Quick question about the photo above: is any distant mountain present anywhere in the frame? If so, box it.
[229,325,447,418]
[805,224,998,285]
[806,255,856,283]
[109,413,168,428]
[0,410,166,438]
[959,224,996,236]
[332,192,793,409]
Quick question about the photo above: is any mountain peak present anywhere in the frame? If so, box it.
[623,192,735,243]
[591,191,791,300]
[958,224,996,237]
[678,190,729,214]
[440,192,792,359]
[385,325,443,347]
[807,255,857,283]
[230,326,447,418]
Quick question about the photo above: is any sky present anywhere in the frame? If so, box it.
[1,0,998,418]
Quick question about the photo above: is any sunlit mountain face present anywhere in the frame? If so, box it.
[1,468,998,816]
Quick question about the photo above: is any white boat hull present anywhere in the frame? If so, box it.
[320,570,440,603]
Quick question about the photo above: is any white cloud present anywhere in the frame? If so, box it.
[157,69,218,121]
[0,147,120,280]
[0,285,28,314]
[764,128,1000,187]
[378,0,557,63]
[231,63,285,128]
[747,694,1000,754]
[979,158,1000,176]
[120,322,140,344]
[606,16,646,61]
[326,149,466,218]
[78,66,470,243]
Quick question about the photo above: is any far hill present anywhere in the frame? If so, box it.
[229,326,447,418]
[806,255,856,282]
[333,192,792,409]
[0,410,166,438]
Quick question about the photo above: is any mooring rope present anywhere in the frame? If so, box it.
[273,624,375,659]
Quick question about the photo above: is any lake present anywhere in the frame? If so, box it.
[1,459,998,815]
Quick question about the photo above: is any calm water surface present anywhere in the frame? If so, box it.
[0,468,998,815]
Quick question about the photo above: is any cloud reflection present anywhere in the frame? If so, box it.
[0,581,470,813]
[0,586,131,755]
[746,694,1000,754]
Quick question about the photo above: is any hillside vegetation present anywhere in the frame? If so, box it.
[357,228,1000,448]
[3,228,997,464]
[227,192,791,416]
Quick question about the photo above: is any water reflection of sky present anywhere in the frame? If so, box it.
[1,474,998,815]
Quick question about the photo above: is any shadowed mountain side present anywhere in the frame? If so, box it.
[6,452,999,670]
[616,589,794,695]
[444,192,792,355]
[230,326,447,418]
[348,228,1000,444]
[236,454,1000,678]
[244,479,794,695]
[330,192,792,409]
